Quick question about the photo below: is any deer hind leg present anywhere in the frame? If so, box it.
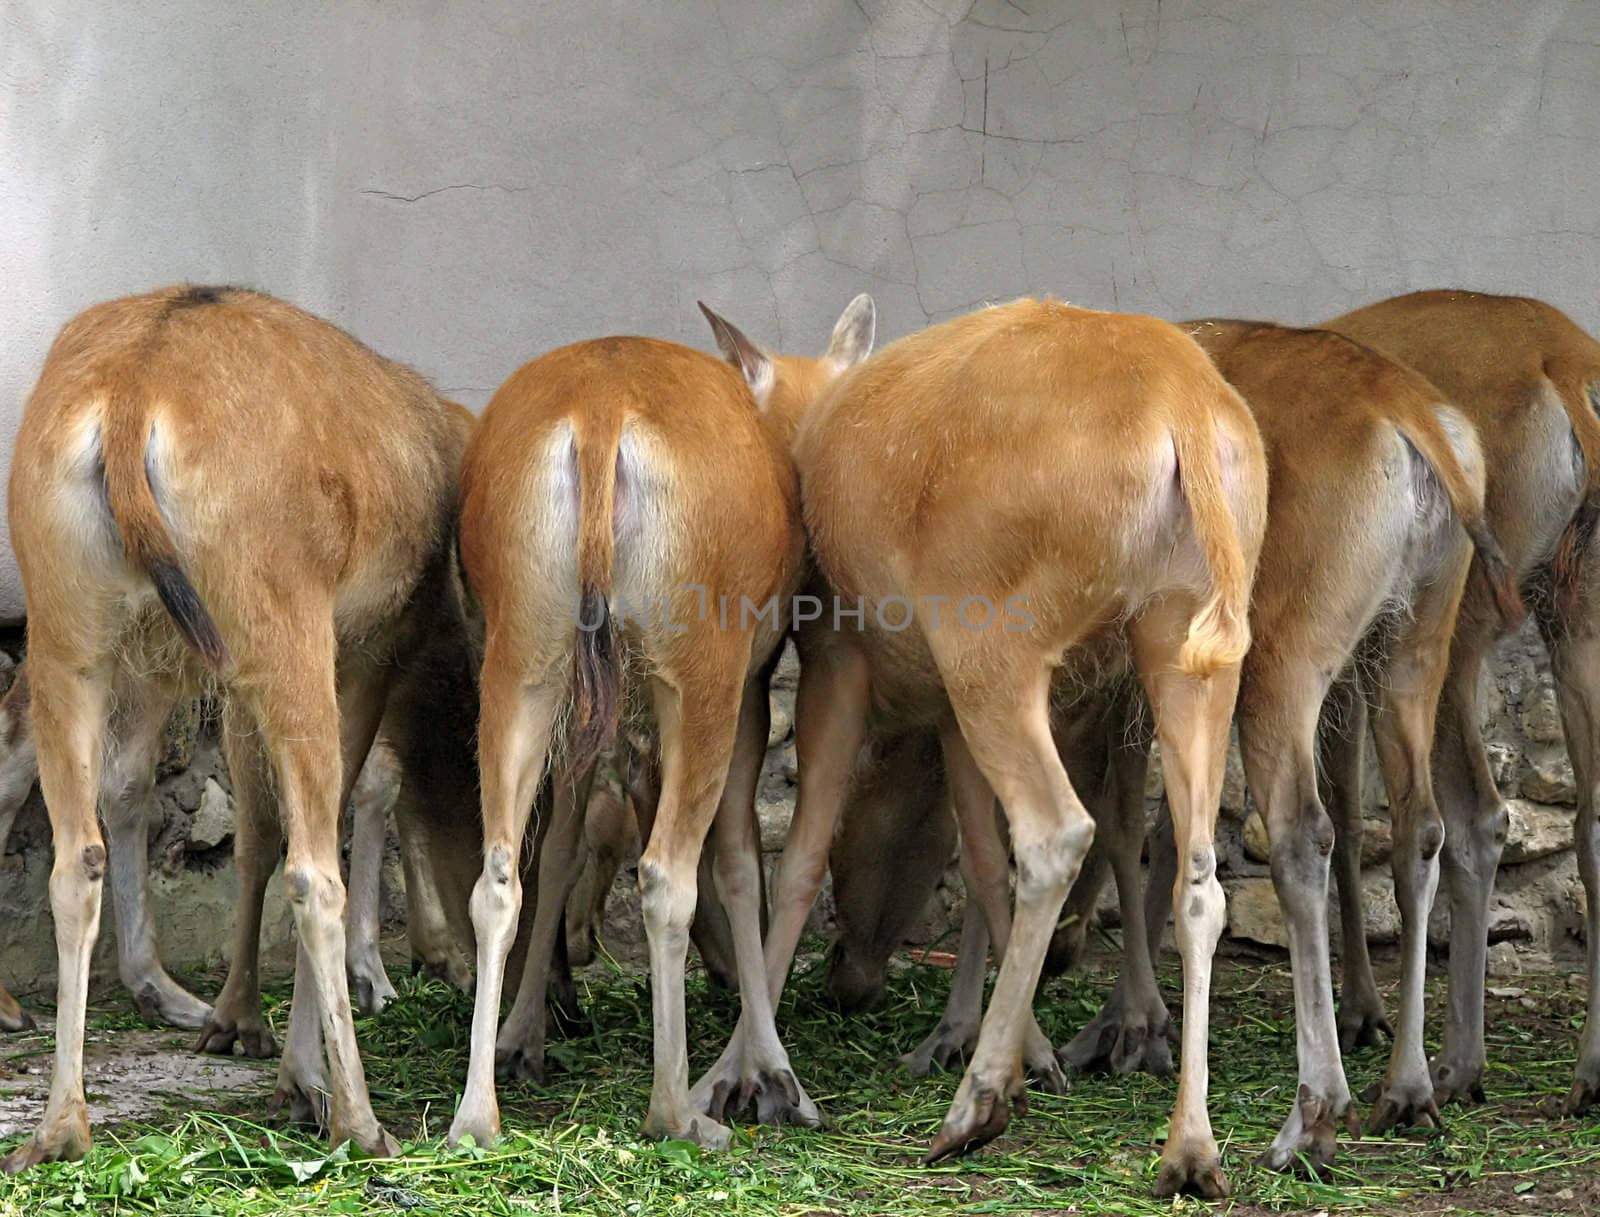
[1429,623,1503,1107]
[911,743,1063,1091]
[1242,654,1348,1178]
[248,622,393,1156]
[195,706,283,1059]
[1323,681,1391,1051]
[0,646,113,1174]
[625,741,741,991]
[98,678,211,1031]
[1131,603,1238,1200]
[1043,834,1111,977]
[640,663,745,1148]
[1059,692,1171,1078]
[691,675,820,1128]
[568,783,633,967]
[398,800,472,989]
[1365,578,1459,1134]
[901,879,990,1077]
[496,767,594,1083]
[925,649,1094,1163]
[448,647,560,1149]
[0,672,39,1033]
[1538,584,1600,1115]
[345,747,400,1016]
[687,633,869,1118]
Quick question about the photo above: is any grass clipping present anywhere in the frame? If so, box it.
[1,950,1599,1215]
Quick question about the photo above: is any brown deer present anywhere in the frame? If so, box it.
[1322,291,1600,1116]
[888,686,1151,1081]
[821,724,1117,1017]
[3,284,468,1169]
[447,300,874,1149]
[698,297,1266,1196]
[1077,322,1519,1171]
[838,320,1520,1171]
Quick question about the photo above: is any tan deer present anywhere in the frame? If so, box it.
[3,284,468,1169]
[696,297,1266,1196]
[833,320,1521,1172]
[1072,321,1519,1172]
[447,300,874,1149]
[1323,291,1600,1116]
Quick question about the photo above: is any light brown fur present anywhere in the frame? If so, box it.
[4,285,466,1170]
[831,318,1516,1175]
[1153,321,1511,1170]
[734,297,1266,1197]
[448,301,872,1149]
[1325,290,1600,1116]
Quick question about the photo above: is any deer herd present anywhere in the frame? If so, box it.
[0,282,1597,1198]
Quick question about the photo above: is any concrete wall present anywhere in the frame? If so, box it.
[4,1,1600,618]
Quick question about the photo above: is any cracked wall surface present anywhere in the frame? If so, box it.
[3,0,1599,616]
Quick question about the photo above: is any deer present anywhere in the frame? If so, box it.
[1320,291,1600,1118]
[2,284,469,1170]
[1071,321,1522,1170]
[691,297,1266,1196]
[446,299,875,1150]
[826,320,1521,1172]
[821,725,1117,1017]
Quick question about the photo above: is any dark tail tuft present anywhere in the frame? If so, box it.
[570,586,620,779]
[1553,499,1599,628]
[1465,522,1526,630]
[100,404,231,670]
[148,557,230,665]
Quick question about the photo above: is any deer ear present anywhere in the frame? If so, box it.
[825,294,876,370]
[698,301,774,407]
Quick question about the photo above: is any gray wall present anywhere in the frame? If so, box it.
[3,0,1598,619]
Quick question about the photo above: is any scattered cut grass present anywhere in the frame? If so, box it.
[2,943,1597,1215]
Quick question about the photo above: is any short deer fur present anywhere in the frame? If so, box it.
[4,285,467,1170]
[1325,290,1600,1117]
[1085,320,1520,1172]
[447,300,874,1150]
[707,297,1267,1196]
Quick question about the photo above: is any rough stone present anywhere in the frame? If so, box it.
[1225,877,1286,948]
[1486,742,1521,795]
[1242,810,1269,863]
[1225,869,1400,950]
[1241,811,1390,868]
[187,778,234,852]
[1522,686,1566,746]
[767,690,794,749]
[1521,750,1577,806]
[1357,818,1393,868]
[1487,902,1535,943]
[1487,941,1523,978]
[1504,799,1574,864]
[757,796,791,853]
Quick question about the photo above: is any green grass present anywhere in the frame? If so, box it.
[2,946,1598,1215]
